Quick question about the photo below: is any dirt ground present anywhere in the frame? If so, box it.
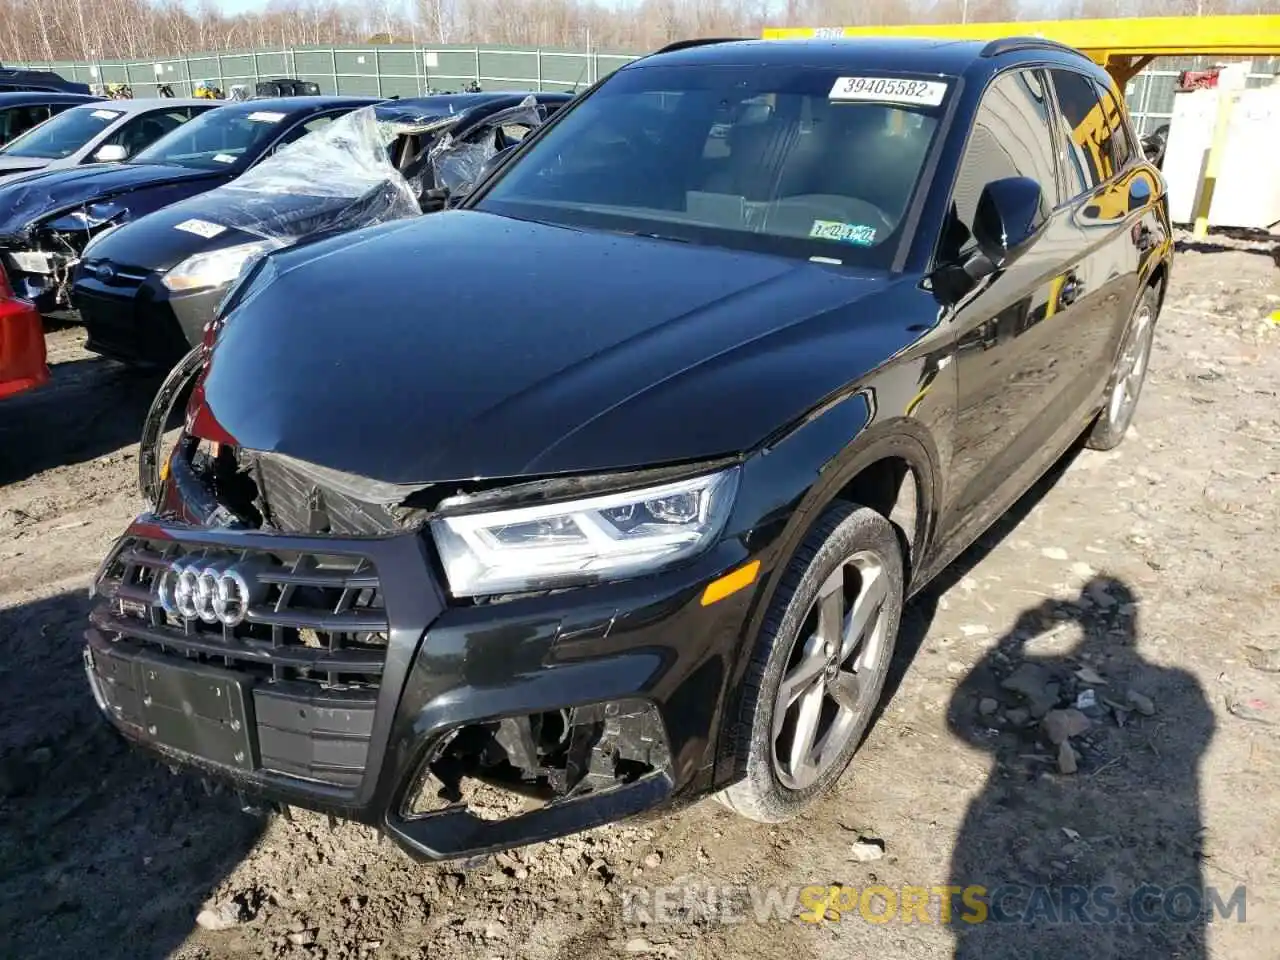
[1,236,1277,960]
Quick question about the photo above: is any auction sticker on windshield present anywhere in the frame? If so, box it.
[829,77,947,107]
[810,220,877,246]
[173,218,226,239]
[91,110,122,120]
[247,111,285,123]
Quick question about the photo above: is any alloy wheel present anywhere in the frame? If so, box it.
[1107,304,1155,432]
[770,550,890,791]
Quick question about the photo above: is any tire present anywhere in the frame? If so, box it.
[1086,285,1158,452]
[716,502,904,823]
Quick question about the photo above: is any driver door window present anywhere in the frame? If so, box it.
[943,68,1059,262]
[95,109,193,161]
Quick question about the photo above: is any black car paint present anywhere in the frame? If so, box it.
[0,67,92,95]
[0,96,381,314]
[74,92,573,366]
[87,38,1172,859]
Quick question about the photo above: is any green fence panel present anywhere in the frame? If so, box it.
[255,52,289,76]
[336,75,381,96]
[477,49,538,83]
[293,50,337,76]
[334,50,379,75]
[378,50,419,79]
[539,53,590,86]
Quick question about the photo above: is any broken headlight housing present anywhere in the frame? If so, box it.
[431,467,740,597]
[162,240,276,293]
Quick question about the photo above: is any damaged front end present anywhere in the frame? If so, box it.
[98,416,688,858]
[0,201,125,315]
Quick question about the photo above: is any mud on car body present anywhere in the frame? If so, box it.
[87,37,1172,860]
[0,96,380,318]
[73,92,571,367]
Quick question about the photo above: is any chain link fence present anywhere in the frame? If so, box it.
[11,43,1279,133]
[9,43,639,99]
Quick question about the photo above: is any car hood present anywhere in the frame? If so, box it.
[195,210,915,485]
[0,156,52,179]
[82,190,392,273]
[0,163,220,238]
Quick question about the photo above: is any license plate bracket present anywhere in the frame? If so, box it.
[95,646,257,772]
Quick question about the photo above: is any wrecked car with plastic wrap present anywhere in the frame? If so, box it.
[0,96,380,317]
[74,92,570,366]
[85,37,1171,860]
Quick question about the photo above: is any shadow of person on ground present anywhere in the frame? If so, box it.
[880,441,1083,720]
[944,577,1217,960]
[0,590,264,959]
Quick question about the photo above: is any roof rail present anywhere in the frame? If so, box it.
[652,38,750,56]
[980,36,1083,59]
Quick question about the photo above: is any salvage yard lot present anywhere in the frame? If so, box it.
[1,238,1277,960]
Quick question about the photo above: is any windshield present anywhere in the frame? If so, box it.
[476,65,949,268]
[0,104,121,159]
[134,107,288,170]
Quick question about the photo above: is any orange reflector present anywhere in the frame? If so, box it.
[700,560,761,607]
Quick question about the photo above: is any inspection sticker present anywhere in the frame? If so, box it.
[91,109,122,120]
[247,110,286,123]
[810,220,876,246]
[173,218,226,239]
[829,76,948,107]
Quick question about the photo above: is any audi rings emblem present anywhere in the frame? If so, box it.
[157,556,264,626]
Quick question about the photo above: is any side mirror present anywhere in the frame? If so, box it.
[94,143,128,162]
[972,176,1047,268]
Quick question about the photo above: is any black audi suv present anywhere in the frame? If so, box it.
[86,36,1171,860]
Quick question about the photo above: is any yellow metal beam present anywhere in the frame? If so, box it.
[763,15,1280,87]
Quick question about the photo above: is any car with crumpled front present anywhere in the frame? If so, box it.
[85,36,1171,860]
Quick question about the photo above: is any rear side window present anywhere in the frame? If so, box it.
[1091,77,1135,174]
[0,104,52,144]
[943,69,1058,260]
[1048,69,1107,195]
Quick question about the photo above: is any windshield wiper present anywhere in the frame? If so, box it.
[610,229,690,244]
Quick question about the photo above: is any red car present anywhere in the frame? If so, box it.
[0,265,47,399]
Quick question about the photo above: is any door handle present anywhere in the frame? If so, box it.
[1059,274,1083,307]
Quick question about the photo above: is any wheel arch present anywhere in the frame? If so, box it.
[711,416,944,788]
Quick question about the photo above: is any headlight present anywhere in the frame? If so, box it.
[6,251,53,275]
[431,467,740,597]
[162,240,275,293]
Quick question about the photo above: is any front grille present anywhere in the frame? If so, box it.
[92,536,388,690]
[80,259,150,290]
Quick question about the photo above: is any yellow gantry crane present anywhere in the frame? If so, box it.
[762,15,1280,88]
[763,15,1280,235]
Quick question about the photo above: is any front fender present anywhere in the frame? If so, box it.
[708,345,955,787]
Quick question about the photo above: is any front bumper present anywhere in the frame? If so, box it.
[85,517,761,859]
[74,269,220,366]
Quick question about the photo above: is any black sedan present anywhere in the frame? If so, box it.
[0,95,381,316]
[75,92,571,366]
[0,91,103,146]
[88,37,1171,860]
